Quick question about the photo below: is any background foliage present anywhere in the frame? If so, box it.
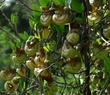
[0,0,110,95]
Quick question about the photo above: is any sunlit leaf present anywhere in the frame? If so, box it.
[38,0,49,6]
[53,0,65,5]
[11,13,17,24]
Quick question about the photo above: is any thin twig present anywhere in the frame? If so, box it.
[0,10,16,32]
[0,26,17,44]
[97,28,110,45]
[18,0,41,13]
[21,85,38,95]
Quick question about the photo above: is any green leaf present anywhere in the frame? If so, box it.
[9,41,15,49]
[71,0,84,13]
[95,50,108,59]
[43,40,57,52]
[53,0,65,5]
[103,56,110,75]
[95,50,110,75]
[53,24,64,33]
[38,0,49,6]
[11,13,17,24]
[18,32,29,41]
[75,16,85,24]
[44,80,47,87]
[32,3,41,12]
[16,38,21,47]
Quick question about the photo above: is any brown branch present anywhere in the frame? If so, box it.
[80,0,91,95]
